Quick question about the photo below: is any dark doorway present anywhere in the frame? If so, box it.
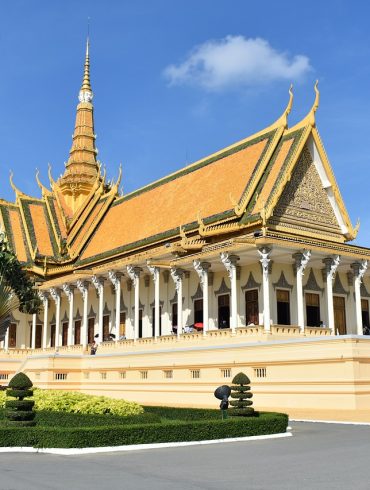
[306,293,320,326]
[50,324,56,347]
[218,294,230,328]
[245,289,259,325]
[103,315,110,341]
[152,307,162,337]
[88,318,95,344]
[334,296,346,335]
[361,299,369,330]
[172,303,178,331]
[120,311,126,339]
[277,289,291,325]
[74,320,81,345]
[194,299,203,324]
[139,309,143,338]
[29,323,42,348]
[62,322,68,346]
[9,323,17,348]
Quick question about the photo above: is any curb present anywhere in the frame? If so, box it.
[0,431,292,455]
[290,419,370,426]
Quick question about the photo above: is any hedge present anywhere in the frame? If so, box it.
[143,406,221,420]
[0,412,288,448]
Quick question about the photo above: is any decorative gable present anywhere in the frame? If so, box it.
[268,146,343,240]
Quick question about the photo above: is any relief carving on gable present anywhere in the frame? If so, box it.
[269,146,340,231]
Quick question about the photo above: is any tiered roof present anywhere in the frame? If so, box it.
[0,46,358,279]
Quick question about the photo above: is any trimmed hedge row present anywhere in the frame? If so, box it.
[0,412,288,448]
[143,406,221,420]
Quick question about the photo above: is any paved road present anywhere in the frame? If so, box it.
[0,422,370,490]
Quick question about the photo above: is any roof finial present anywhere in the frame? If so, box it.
[79,33,93,103]
[307,80,320,126]
[286,84,294,117]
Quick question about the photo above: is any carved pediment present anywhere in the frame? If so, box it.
[214,277,231,296]
[191,284,203,301]
[273,271,293,290]
[333,273,349,297]
[241,272,261,291]
[269,146,342,237]
[303,269,324,294]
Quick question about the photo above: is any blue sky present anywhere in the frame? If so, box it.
[1,1,370,244]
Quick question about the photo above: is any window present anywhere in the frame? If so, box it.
[140,371,148,379]
[54,373,68,380]
[29,324,42,348]
[103,315,110,341]
[306,293,320,326]
[100,372,107,380]
[119,371,126,379]
[163,370,173,379]
[221,368,231,378]
[245,289,259,325]
[276,290,290,325]
[194,298,203,324]
[254,367,267,378]
[0,373,9,380]
[139,310,143,339]
[62,322,68,346]
[190,369,200,379]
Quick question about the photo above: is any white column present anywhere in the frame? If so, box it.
[220,253,240,333]
[127,266,141,342]
[108,271,122,342]
[293,250,311,332]
[92,275,105,341]
[258,247,272,332]
[62,284,75,345]
[193,261,211,336]
[148,265,160,341]
[351,261,368,335]
[77,280,89,349]
[49,288,61,349]
[31,313,37,349]
[171,268,184,339]
[38,292,49,349]
[4,328,9,351]
[322,256,340,334]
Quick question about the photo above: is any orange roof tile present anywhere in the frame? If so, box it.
[8,208,28,263]
[81,137,270,260]
[29,204,54,256]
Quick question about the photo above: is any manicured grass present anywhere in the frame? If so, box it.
[0,407,288,448]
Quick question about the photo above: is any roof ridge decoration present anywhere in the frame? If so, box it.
[288,80,319,133]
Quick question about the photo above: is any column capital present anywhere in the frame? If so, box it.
[108,270,123,290]
[351,260,368,281]
[49,287,61,303]
[220,253,239,278]
[38,291,48,303]
[147,264,160,282]
[91,275,105,295]
[322,255,340,281]
[62,283,75,301]
[76,279,89,299]
[170,267,184,292]
[258,247,271,277]
[193,260,211,289]
[293,250,311,276]
[126,265,142,284]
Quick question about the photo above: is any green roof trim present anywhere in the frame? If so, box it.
[0,204,32,265]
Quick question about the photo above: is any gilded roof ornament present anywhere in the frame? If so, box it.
[9,171,27,200]
[79,38,93,103]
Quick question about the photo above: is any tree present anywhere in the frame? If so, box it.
[229,372,254,416]
[0,233,41,341]
[5,372,36,426]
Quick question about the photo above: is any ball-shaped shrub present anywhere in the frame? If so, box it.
[229,372,254,417]
[5,372,36,426]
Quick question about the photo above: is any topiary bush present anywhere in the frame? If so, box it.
[5,372,36,426]
[229,372,254,417]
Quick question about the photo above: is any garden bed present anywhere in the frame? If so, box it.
[0,407,288,448]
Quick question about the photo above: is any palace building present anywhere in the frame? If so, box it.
[1,41,370,420]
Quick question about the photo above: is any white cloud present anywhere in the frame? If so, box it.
[164,36,312,90]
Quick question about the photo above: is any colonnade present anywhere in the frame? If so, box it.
[2,250,369,350]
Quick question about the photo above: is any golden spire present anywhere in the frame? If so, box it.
[57,37,100,213]
[79,38,93,101]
